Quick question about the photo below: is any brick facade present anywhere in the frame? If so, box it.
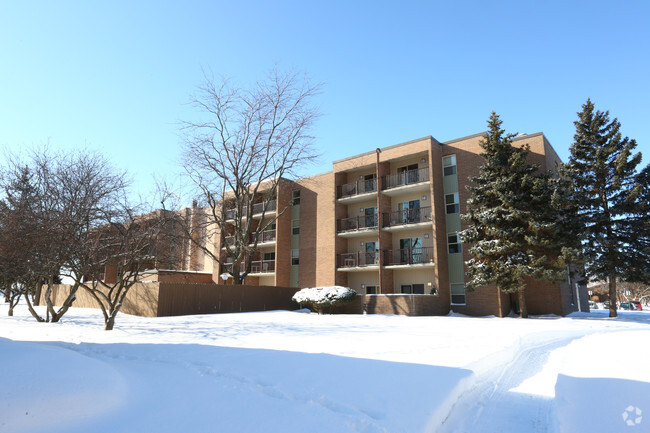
[116,131,583,317]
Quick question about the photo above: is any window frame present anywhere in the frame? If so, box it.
[443,155,457,176]
[291,249,299,265]
[445,193,460,214]
[447,232,462,254]
[450,283,466,305]
[292,190,301,205]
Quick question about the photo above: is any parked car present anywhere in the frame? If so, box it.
[589,301,599,309]
[619,302,635,310]
[631,301,643,311]
[603,301,610,309]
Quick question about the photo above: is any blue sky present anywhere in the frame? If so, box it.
[1,0,648,199]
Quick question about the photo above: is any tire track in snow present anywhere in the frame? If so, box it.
[438,334,583,433]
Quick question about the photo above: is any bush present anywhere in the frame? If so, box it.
[292,286,357,314]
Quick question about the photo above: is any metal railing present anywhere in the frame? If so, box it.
[382,167,429,190]
[223,259,276,274]
[337,251,380,268]
[383,206,432,227]
[249,229,276,244]
[336,178,377,199]
[249,260,276,274]
[252,200,276,215]
[336,215,379,233]
[224,199,277,219]
[383,246,433,266]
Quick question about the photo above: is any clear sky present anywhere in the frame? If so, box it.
[1,0,648,200]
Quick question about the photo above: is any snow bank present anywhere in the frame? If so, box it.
[0,338,126,433]
[553,330,650,433]
[2,304,650,432]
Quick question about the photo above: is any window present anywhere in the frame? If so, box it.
[292,219,300,235]
[400,284,424,294]
[451,283,466,304]
[398,163,419,184]
[363,174,377,193]
[365,286,377,295]
[398,200,420,223]
[443,155,457,176]
[291,249,299,265]
[445,193,460,214]
[292,190,301,205]
[448,233,462,254]
[263,252,275,261]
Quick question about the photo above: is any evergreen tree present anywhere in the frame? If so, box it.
[462,112,577,318]
[562,99,648,317]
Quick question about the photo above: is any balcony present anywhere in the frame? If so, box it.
[383,247,434,268]
[223,259,276,275]
[337,251,380,271]
[382,206,432,231]
[248,260,276,275]
[224,200,277,221]
[249,229,276,245]
[381,167,430,196]
[336,215,378,237]
[336,178,377,203]
[223,229,276,250]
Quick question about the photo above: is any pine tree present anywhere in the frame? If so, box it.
[462,112,577,318]
[562,99,648,317]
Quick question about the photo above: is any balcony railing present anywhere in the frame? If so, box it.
[337,251,380,268]
[383,206,432,227]
[249,260,276,274]
[382,167,429,190]
[336,215,379,233]
[336,178,377,199]
[249,229,276,244]
[223,260,276,274]
[224,199,277,220]
[384,247,434,266]
[252,200,276,215]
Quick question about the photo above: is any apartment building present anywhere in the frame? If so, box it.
[205,132,585,316]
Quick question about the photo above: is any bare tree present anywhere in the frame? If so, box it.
[75,207,169,330]
[0,148,128,322]
[172,69,320,284]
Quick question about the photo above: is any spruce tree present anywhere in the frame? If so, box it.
[462,112,576,318]
[563,99,649,317]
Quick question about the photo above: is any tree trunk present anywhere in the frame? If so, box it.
[105,314,116,331]
[8,306,13,316]
[518,290,528,318]
[24,294,44,322]
[608,275,618,318]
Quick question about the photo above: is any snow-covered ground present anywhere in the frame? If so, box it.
[2,303,650,433]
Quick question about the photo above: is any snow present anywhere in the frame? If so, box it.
[1,304,650,433]
[292,285,356,305]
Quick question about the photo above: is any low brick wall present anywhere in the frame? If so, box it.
[329,294,449,316]
[367,294,449,316]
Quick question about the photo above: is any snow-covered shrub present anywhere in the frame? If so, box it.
[292,286,357,314]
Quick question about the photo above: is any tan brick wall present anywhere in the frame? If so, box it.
[429,140,450,310]
[275,179,294,287]
[295,172,337,288]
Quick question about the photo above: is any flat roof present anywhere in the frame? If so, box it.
[332,136,438,165]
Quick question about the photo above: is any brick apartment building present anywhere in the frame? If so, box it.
[192,131,586,317]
